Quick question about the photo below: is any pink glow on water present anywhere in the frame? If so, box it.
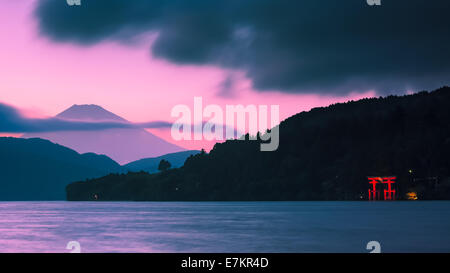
[1,201,450,253]
[0,133,23,138]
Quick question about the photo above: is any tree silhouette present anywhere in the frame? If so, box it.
[158,159,171,172]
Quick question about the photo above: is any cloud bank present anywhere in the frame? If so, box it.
[0,103,172,133]
[34,0,450,95]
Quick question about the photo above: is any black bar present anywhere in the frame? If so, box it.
[0,253,448,272]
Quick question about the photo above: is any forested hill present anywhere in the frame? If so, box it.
[67,86,450,201]
[0,137,122,200]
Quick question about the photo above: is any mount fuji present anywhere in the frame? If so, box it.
[23,104,185,164]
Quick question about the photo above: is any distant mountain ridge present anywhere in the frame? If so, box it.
[0,136,200,200]
[0,137,121,200]
[23,104,185,164]
[124,150,201,173]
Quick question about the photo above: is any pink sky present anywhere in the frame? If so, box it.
[0,1,375,151]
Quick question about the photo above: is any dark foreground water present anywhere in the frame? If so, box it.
[0,201,449,253]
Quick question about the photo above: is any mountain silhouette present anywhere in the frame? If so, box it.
[124,150,201,173]
[57,104,127,122]
[23,104,185,164]
[67,86,450,201]
[0,137,121,200]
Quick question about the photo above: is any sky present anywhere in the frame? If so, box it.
[0,0,449,151]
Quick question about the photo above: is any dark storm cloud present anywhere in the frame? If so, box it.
[34,0,450,95]
[0,103,172,133]
[217,73,238,98]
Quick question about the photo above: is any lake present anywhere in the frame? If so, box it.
[0,201,449,253]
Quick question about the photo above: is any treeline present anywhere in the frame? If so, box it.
[67,86,450,201]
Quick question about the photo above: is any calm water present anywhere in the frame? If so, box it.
[0,201,450,253]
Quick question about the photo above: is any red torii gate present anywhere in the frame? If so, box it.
[368,176,396,201]
[368,177,382,201]
[382,176,396,201]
